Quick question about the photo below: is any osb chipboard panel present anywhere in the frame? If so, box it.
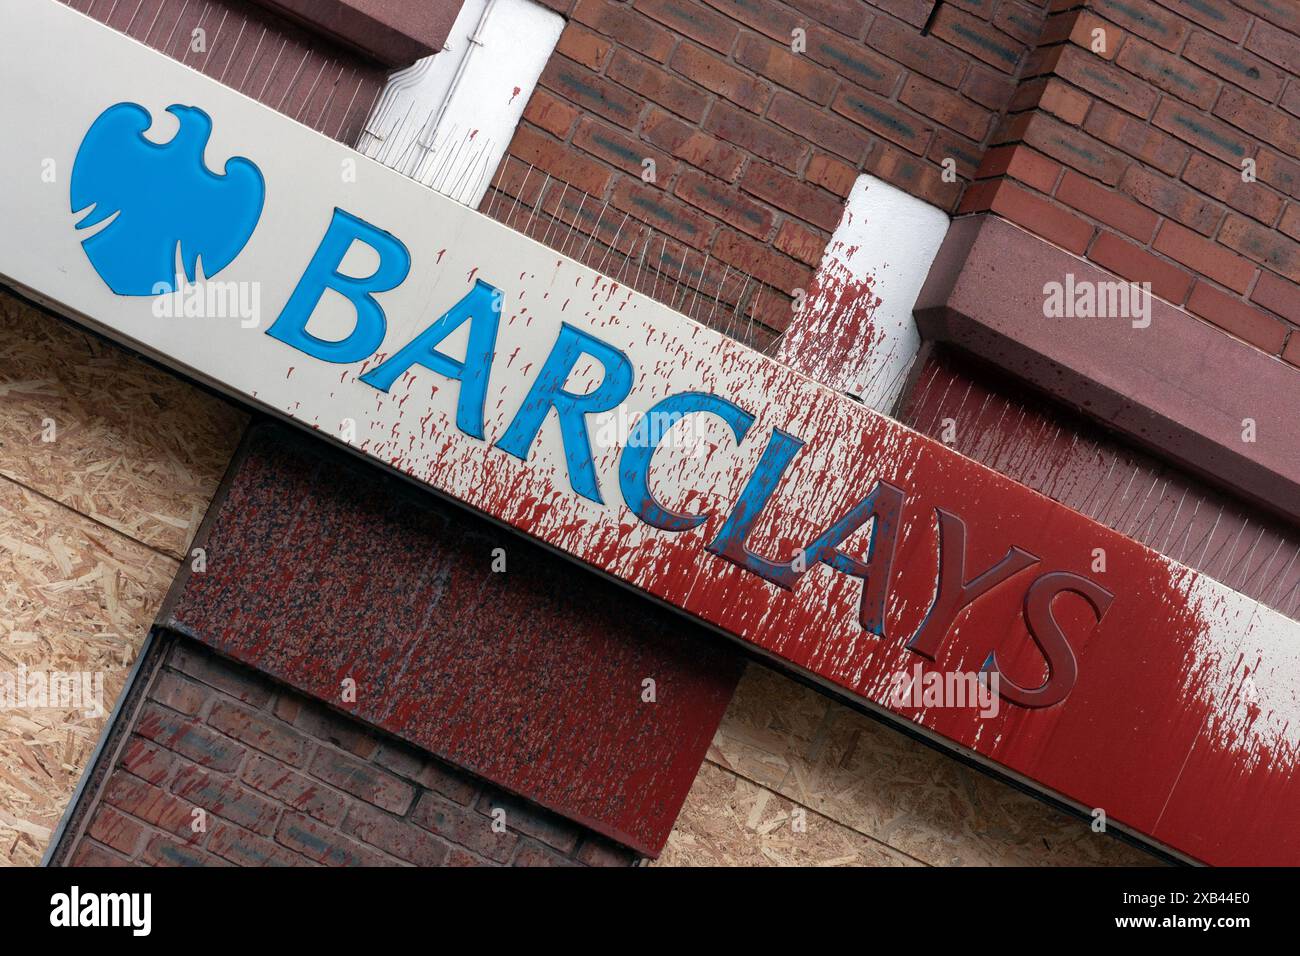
[699,665,1158,867]
[0,476,176,865]
[656,762,918,867]
[0,293,247,560]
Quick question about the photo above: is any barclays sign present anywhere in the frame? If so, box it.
[6,0,1300,864]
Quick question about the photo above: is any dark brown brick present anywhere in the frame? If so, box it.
[832,87,934,155]
[342,801,452,866]
[242,752,350,825]
[135,703,246,772]
[607,50,710,122]
[734,32,837,104]
[638,0,740,54]
[704,101,808,169]
[740,163,843,231]
[275,812,395,866]
[671,42,773,112]
[412,791,519,863]
[675,169,776,238]
[309,748,415,814]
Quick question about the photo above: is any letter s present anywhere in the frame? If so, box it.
[984,571,1113,709]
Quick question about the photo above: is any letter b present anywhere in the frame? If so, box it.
[266,208,411,363]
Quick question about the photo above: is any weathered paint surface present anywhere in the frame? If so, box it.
[776,175,948,409]
[4,1,1300,864]
[162,423,741,856]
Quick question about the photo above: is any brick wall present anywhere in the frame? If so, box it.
[483,0,1048,345]
[58,635,639,867]
[964,0,1300,365]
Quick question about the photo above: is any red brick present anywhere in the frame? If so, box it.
[103,774,202,840]
[675,169,776,239]
[1186,281,1288,352]
[787,0,869,37]
[1182,153,1285,226]
[71,842,133,867]
[869,142,962,209]
[120,736,180,787]
[171,762,282,836]
[866,16,967,87]
[1153,221,1256,292]
[309,748,416,814]
[412,791,519,863]
[1284,332,1300,368]
[1154,0,1250,43]
[711,228,813,296]
[522,89,579,139]
[770,91,872,163]
[928,128,984,179]
[150,670,206,716]
[290,700,377,759]
[607,50,708,122]
[804,152,857,197]
[638,0,739,54]
[1214,87,1300,149]
[1220,215,1300,282]
[643,109,746,180]
[1281,204,1300,243]
[142,834,229,867]
[1153,98,1252,165]
[1092,0,1188,50]
[1250,270,1300,324]
[930,5,1025,73]
[512,840,579,866]
[572,0,674,61]
[1089,231,1194,304]
[1056,44,1161,118]
[1038,78,1092,126]
[1118,36,1219,109]
[978,144,1062,193]
[994,1,1047,45]
[135,703,246,772]
[773,219,830,265]
[1285,80,1300,119]
[573,117,675,180]
[1235,0,1300,34]
[1184,30,1285,101]
[900,74,991,141]
[832,86,934,155]
[704,101,808,169]
[275,812,394,866]
[740,163,843,231]
[242,752,349,825]
[575,836,638,867]
[867,0,933,29]
[168,644,272,707]
[87,805,145,857]
[506,126,614,199]
[699,0,800,43]
[556,23,613,70]
[542,56,645,125]
[1121,166,1223,235]
[807,25,905,93]
[481,791,582,852]
[1022,114,1128,186]
[208,820,305,866]
[963,64,1017,109]
[734,32,837,104]
[983,180,1095,253]
[342,801,451,866]
[1056,171,1158,242]
[670,42,772,112]
[1084,102,1189,176]
[208,699,309,765]
[612,177,716,244]
[1245,19,1300,73]
[1040,9,1123,59]
[1257,149,1300,200]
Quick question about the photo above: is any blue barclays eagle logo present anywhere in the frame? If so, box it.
[71,103,265,295]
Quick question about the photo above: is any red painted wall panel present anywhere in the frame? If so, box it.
[161,421,743,857]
